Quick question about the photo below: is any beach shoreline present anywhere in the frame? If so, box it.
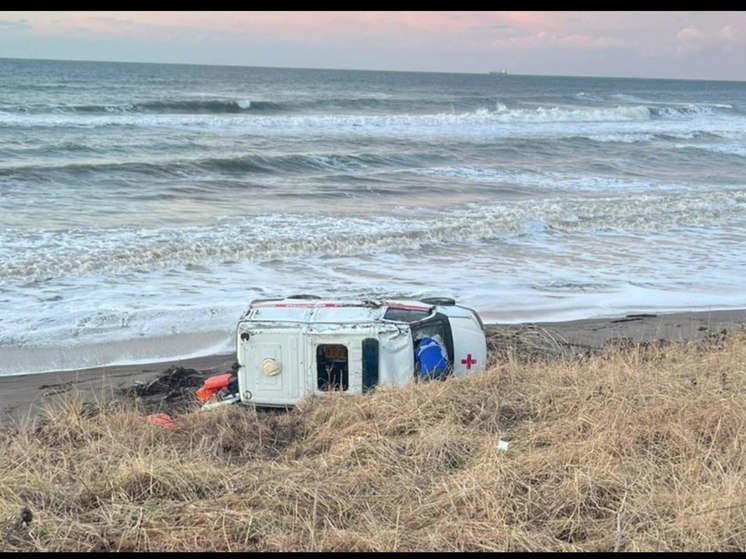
[2,308,745,423]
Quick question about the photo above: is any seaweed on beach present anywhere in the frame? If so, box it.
[484,324,586,364]
[120,365,210,414]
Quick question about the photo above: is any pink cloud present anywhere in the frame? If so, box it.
[677,25,703,42]
[675,20,745,57]
[720,24,743,44]
[10,11,578,43]
[4,10,745,79]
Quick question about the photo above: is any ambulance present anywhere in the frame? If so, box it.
[199,295,487,408]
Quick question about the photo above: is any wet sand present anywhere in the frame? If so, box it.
[0,354,236,424]
[2,309,745,423]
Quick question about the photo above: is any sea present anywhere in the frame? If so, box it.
[2,57,745,376]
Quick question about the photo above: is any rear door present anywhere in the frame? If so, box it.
[238,327,304,406]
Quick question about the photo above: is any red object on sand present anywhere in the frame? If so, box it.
[145,412,176,429]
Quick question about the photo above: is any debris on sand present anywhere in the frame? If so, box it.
[120,366,210,415]
[144,412,178,429]
[484,324,587,363]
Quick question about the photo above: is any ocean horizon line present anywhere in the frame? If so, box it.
[1,55,743,84]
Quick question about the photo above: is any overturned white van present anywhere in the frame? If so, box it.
[203,296,487,408]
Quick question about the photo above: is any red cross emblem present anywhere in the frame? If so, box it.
[461,354,477,370]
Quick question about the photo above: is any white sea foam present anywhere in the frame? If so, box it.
[673,142,746,157]
[410,167,704,193]
[612,94,734,110]
[2,190,745,283]
[0,104,656,128]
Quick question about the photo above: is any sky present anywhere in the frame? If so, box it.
[1,11,745,81]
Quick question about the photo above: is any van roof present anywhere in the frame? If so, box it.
[241,298,435,324]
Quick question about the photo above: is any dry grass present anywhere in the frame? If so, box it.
[2,329,746,551]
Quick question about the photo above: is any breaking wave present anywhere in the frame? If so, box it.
[0,151,436,179]
[2,99,285,115]
[3,191,745,282]
[4,101,740,133]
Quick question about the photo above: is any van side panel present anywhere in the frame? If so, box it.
[378,326,415,386]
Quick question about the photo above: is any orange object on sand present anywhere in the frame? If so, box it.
[196,373,234,402]
[145,412,176,429]
[203,373,232,391]
[195,386,217,402]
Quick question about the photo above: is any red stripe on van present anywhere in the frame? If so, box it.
[250,302,368,309]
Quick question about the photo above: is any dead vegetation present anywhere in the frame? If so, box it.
[1,328,746,551]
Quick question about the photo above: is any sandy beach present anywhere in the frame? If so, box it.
[2,308,745,423]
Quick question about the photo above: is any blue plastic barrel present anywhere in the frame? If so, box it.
[415,337,448,380]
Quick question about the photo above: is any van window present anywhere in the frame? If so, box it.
[362,338,379,393]
[316,344,349,391]
[383,308,430,322]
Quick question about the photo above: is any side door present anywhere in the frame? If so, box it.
[306,330,365,395]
